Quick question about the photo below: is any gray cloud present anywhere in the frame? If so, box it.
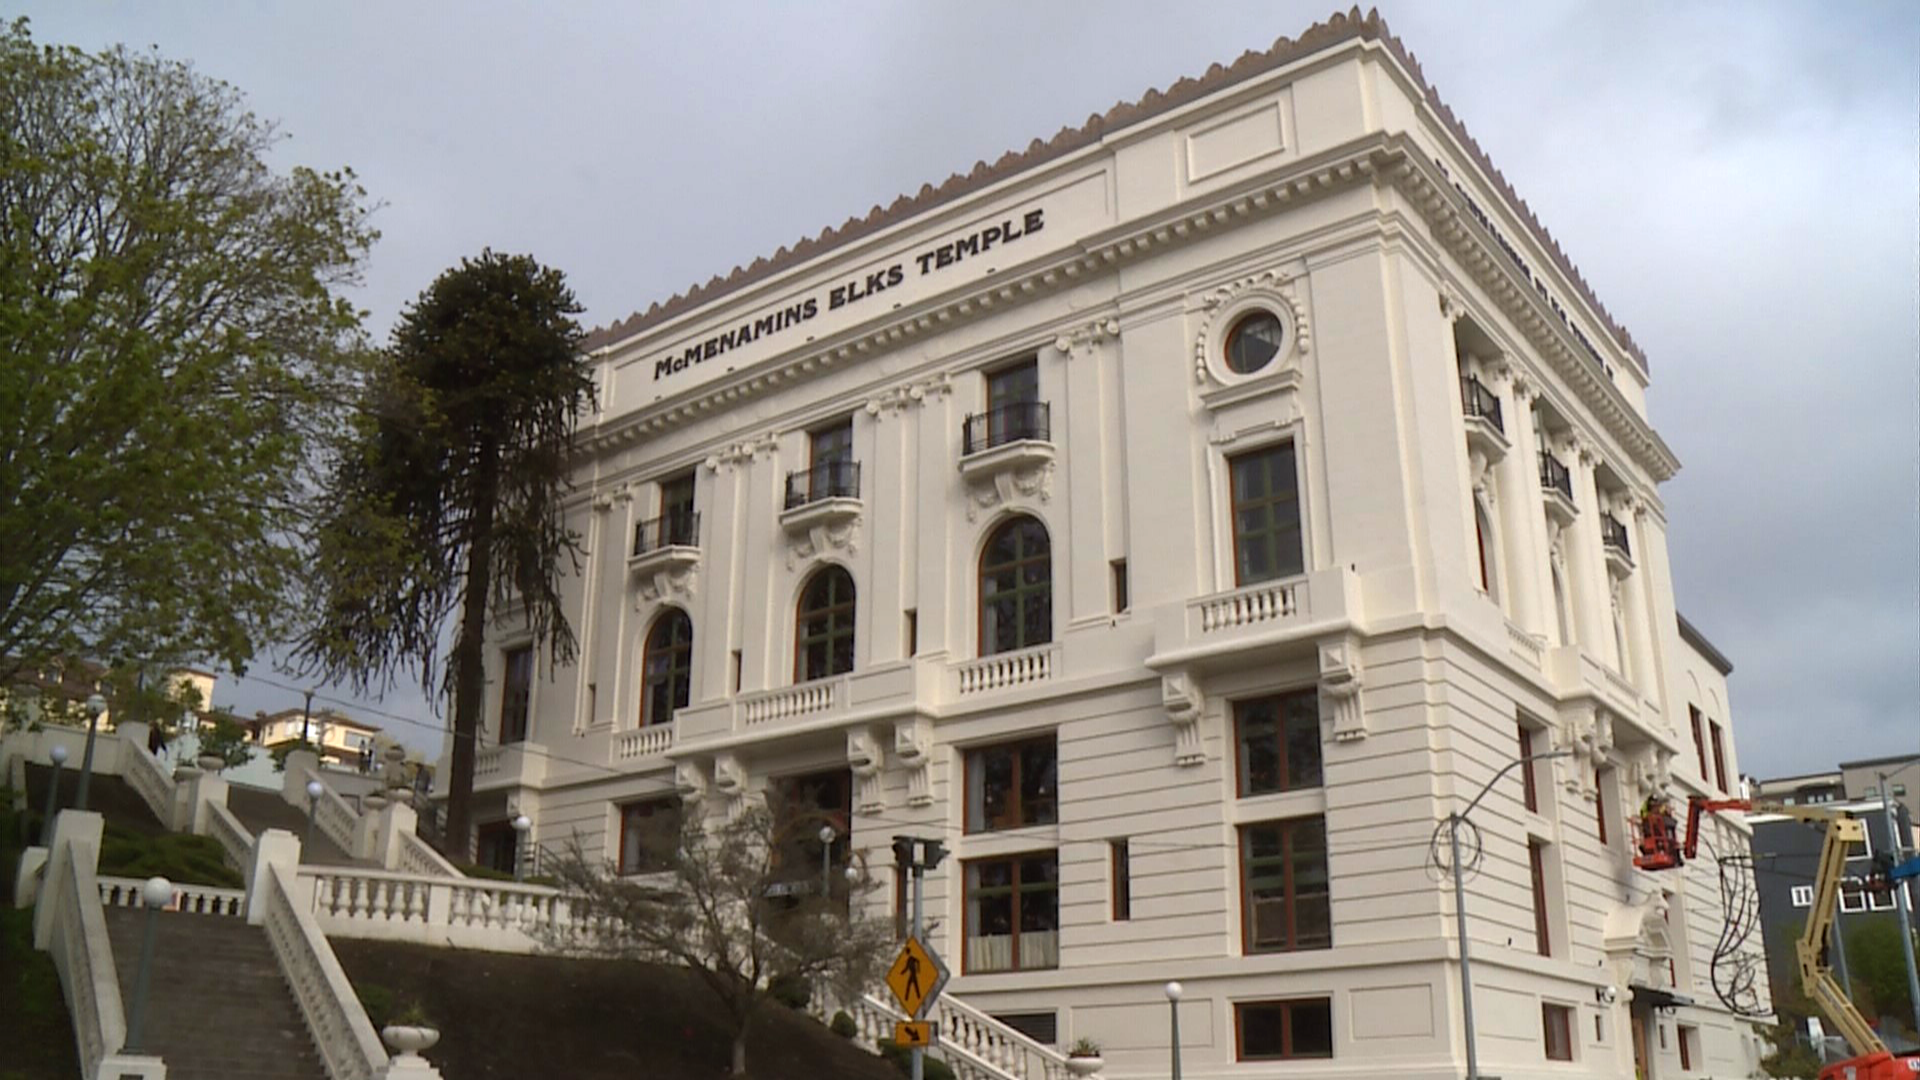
[16,1,1917,772]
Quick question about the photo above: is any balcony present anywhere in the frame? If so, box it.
[612,723,674,763]
[1148,565,1362,672]
[1460,375,1508,461]
[1602,515,1634,576]
[959,402,1054,505]
[471,739,548,792]
[1538,450,1577,525]
[628,511,701,580]
[780,460,862,538]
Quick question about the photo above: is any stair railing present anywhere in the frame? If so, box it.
[206,798,257,873]
[930,991,1073,1080]
[394,829,464,879]
[814,982,1047,1080]
[120,734,177,827]
[45,835,136,1075]
[260,860,387,1080]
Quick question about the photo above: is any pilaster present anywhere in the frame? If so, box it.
[1565,437,1610,657]
[1486,364,1543,635]
[1056,319,1118,623]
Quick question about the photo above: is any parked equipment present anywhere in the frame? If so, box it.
[1630,796,1920,1080]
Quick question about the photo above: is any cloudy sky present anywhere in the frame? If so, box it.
[20,2,1918,777]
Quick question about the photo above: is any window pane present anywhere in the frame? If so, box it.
[1020,741,1057,826]
[1237,699,1280,796]
[970,747,1014,831]
[1230,443,1303,585]
[1240,1004,1286,1059]
[1283,693,1323,789]
[1290,1001,1333,1057]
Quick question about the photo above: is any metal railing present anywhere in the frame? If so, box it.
[963,401,1050,455]
[1602,515,1631,558]
[633,511,700,555]
[1460,375,1504,433]
[784,460,861,509]
[1539,450,1574,502]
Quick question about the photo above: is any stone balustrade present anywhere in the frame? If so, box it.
[954,644,1058,696]
[614,723,676,760]
[99,874,246,918]
[297,866,577,953]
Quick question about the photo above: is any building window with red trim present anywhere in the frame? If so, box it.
[1239,817,1331,954]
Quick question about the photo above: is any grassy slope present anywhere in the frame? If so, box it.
[1,790,81,1080]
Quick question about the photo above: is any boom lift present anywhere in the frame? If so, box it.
[1632,796,1920,1080]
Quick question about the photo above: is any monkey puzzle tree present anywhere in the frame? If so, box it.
[0,20,376,682]
[298,250,592,853]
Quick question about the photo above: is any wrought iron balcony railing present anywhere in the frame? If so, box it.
[784,460,861,510]
[1460,375,1504,434]
[962,401,1051,455]
[1602,515,1631,558]
[633,511,700,556]
[1539,451,1574,502]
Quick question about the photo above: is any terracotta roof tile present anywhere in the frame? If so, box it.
[585,7,1648,372]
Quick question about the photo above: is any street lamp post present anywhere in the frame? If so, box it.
[125,875,173,1052]
[818,824,838,900]
[304,779,324,851]
[1165,981,1184,1080]
[74,693,107,812]
[39,744,69,846]
[1448,747,1574,1080]
[1878,771,1920,1038]
[512,813,531,883]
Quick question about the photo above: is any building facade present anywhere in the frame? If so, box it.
[448,13,1768,1078]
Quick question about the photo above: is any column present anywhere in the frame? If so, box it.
[1056,324,1112,623]
[1565,439,1610,659]
[914,381,957,658]
[1507,376,1558,640]
[1488,365,1543,635]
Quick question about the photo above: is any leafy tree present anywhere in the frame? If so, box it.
[270,737,320,773]
[546,801,894,1077]
[297,250,592,853]
[194,711,255,770]
[0,20,377,684]
[1844,917,1918,1035]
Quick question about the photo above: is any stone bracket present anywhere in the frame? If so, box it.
[1161,672,1207,767]
[1318,637,1366,742]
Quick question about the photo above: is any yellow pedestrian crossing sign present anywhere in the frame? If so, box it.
[884,935,949,1019]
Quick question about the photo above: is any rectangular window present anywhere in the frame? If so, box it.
[1789,885,1813,908]
[904,609,918,657]
[1543,1003,1574,1061]
[1229,442,1304,585]
[1595,767,1611,845]
[474,820,519,874]
[965,736,1058,833]
[1708,721,1728,793]
[1529,839,1552,957]
[617,798,682,876]
[1239,817,1331,953]
[1690,706,1709,780]
[964,852,1059,973]
[1110,839,1131,921]
[500,646,533,744]
[661,472,697,546]
[992,1012,1057,1046]
[1678,1024,1697,1070]
[1236,999,1333,1061]
[809,418,854,467]
[982,358,1045,446]
[730,650,742,694]
[1839,887,1866,913]
[1519,721,1539,813]
[1110,559,1130,614]
[1235,690,1324,797]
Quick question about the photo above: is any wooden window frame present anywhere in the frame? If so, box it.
[1227,441,1304,586]
[641,609,694,728]
[1110,839,1131,921]
[499,645,533,745]
[794,565,857,682]
[1519,721,1540,814]
[1708,721,1728,794]
[1529,839,1552,957]
[1595,767,1611,846]
[978,516,1052,656]
[964,735,1058,834]
[961,851,1060,974]
[1543,1003,1574,1062]
[616,797,682,876]
[1234,998,1334,1061]
[1690,706,1709,779]
[1233,689,1324,798]
[1238,816,1332,955]
[1678,1024,1695,1071]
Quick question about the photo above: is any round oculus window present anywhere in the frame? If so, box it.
[1223,310,1286,375]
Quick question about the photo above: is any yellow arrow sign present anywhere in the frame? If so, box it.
[883,935,949,1019]
[894,1021,935,1048]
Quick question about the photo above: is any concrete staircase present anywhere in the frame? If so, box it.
[103,906,327,1080]
[225,784,373,868]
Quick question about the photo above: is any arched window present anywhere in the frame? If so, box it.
[641,609,693,727]
[796,566,856,681]
[980,516,1052,655]
[1473,499,1499,603]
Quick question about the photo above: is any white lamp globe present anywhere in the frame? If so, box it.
[49,744,68,765]
[512,814,531,833]
[306,779,324,799]
[141,876,173,909]
[1165,981,1184,1002]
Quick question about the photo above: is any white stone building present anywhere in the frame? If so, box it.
[447,12,1768,1078]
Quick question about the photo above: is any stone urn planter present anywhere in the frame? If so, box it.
[1064,1055,1104,1078]
[364,791,390,813]
[380,1024,440,1058]
[196,753,226,773]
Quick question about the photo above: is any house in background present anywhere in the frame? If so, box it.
[247,707,383,773]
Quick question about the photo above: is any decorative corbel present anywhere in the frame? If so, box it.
[712,752,750,818]
[1161,673,1206,767]
[674,760,710,812]
[893,717,933,808]
[847,726,886,815]
[1319,637,1367,742]
[1052,316,1121,358]
[634,565,698,606]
